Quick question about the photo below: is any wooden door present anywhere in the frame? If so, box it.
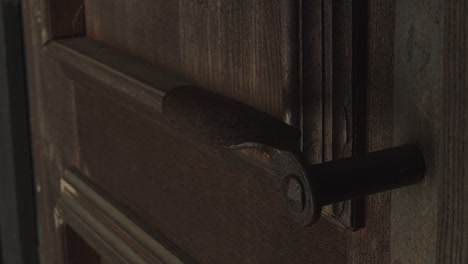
[22,0,466,263]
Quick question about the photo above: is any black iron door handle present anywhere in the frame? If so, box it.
[162,86,425,226]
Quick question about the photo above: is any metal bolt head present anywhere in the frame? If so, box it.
[282,175,305,213]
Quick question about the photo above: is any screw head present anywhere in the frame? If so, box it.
[282,175,305,213]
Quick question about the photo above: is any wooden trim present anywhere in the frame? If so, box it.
[303,0,373,230]
[47,37,189,113]
[56,168,189,264]
[393,0,467,263]
[437,0,467,262]
[21,0,57,262]
[392,0,443,262]
[349,1,395,263]
[0,1,38,263]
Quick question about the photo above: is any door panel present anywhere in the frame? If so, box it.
[51,36,347,263]
[84,0,299,122]
[23,0,397,263]
[58,169,188,263]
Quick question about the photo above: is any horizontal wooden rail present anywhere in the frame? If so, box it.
[47,37,189,112]
[56,168,190,264]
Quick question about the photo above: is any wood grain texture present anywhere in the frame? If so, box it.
[27,0,466,262]
[57,169,190,263]
[330,0,360,228]
[393,0,467,262]
[84,0,299,123]
[73,81,348,263]
[48,37,189,112]
[302,0,324,165]
[437,0,468,263]
[48,0,85,38]
[303,0,382,230]
[45,35,351,263]
[392,0,444,263]
[303,2,395,259]
[331,0,353,162]
[349,1,394,263]
[302,0,358,229]
[25,0,353,262]
[23,0,82,263]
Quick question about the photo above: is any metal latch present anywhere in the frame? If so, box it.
[162,86,425,227]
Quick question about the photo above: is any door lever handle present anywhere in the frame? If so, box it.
[162,86,425,226]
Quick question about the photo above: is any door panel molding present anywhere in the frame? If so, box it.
[47,37,185,113]
[25,0,462,262]
[56,168,189,264]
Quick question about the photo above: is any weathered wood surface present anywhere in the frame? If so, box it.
[24,0,348,263]
[302,1,395,247]
[348,1,395,263]
[73,77,348,263]
[84,0,300,125]
[44,35,349,263]
[302,0,357,229]
[57,169,190,263]
[23,0,468,263]
[437,0,468,262]
[393,0,467,263]
[23,0,81,262]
